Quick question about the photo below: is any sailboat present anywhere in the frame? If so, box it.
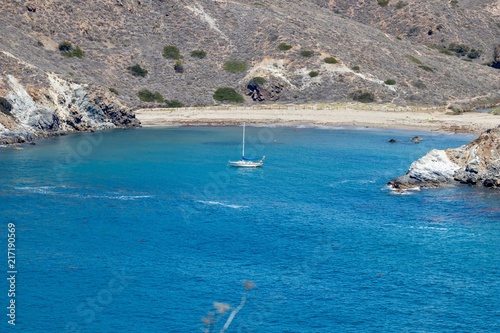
[229,123,265,167]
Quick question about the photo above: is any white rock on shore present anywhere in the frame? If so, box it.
[389,126,500,189]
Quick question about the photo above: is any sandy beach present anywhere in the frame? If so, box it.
[135,103,500,134]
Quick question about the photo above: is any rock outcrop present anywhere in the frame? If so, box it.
[0,53,139,145]
[389,126,500,189]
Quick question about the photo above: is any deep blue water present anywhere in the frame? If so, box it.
[0,126,499,332]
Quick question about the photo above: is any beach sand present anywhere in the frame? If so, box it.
[135,103,500,134]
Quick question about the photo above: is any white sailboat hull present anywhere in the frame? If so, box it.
[230,123,265,167]
[228,159,264,167]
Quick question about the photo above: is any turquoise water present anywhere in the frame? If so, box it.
[0,126,499,332]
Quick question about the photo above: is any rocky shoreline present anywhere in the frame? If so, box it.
[389,126,500,189]
[0,72,139,146]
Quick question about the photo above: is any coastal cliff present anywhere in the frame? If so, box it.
[389,126,500,189]
[0,52,139,145]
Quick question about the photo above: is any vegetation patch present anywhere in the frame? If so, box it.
[466,49,482,59]
[384,79,396,85]
[223,59,247,73]
[428,44,452,55]
[309,71,319,78]
[162,45,181,60]
[430,43,482,59]
[412,80,427,89]
[300,50,314,57]
[108,88,119,95]
[249,77,266,86]
[138,89,164,103]
[0,97,13,115]
[278,43,292,51]
[128,64,148,77]
[213,87,244,103]
[378,0,390,7]
[58,41,72,52]
[59,41,85,58]
[174,60,184,73]
[406,54,422,65]
[351,90,375,103]
[418,65,434,72]
[395,1,407,9]
[448,43,470,56]
[351,65,360,72]
[324,57,338,64]
[165,100,184,108]
[489,107,500,115]
[190,50,207,59]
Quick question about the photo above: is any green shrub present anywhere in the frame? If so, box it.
[467,49,482,59]
[59,41,85,58]
[174,60,184,73]
[352,90,375,103]
[162,45,181,60]
[190,50,207,59]
[58,41,72,52]
[418,65,434,72]
[412,80,427,89]
[128,64,148,77]
[309,71,319,77]
[165,100,184,108]
[138,89,164,103]
[378,0,390,7]
[395,1,407,9]
[406,54,423,65]
[0,97,13,115]
[488,107,500,115]
[108,88,119,95]
[300,50,314,57]
[351,65,360,72]
[250,77,266,86]
[429,44,454,56]
[223,59,247,73]
[384,79,396,85]
[324,57,338,64]
[70,46,85,58]
[448,43,470,56]
[278,43,292,51]
[213,87,244,103]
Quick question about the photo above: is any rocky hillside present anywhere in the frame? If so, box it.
[1,0,500,142]
[389,126,500,189]
[0,50,139,145]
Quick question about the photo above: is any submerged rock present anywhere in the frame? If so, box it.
[411,136,422,144]
[389,126,500,189]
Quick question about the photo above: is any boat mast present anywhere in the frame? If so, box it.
[242,123,245,158]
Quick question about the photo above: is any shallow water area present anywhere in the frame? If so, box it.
[0,126,498,332]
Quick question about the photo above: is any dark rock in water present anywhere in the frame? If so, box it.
[388,138,397,143]
[412,136,422,144]
[389,126,500,189]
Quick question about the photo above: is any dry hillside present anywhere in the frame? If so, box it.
[1,0,500,143]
